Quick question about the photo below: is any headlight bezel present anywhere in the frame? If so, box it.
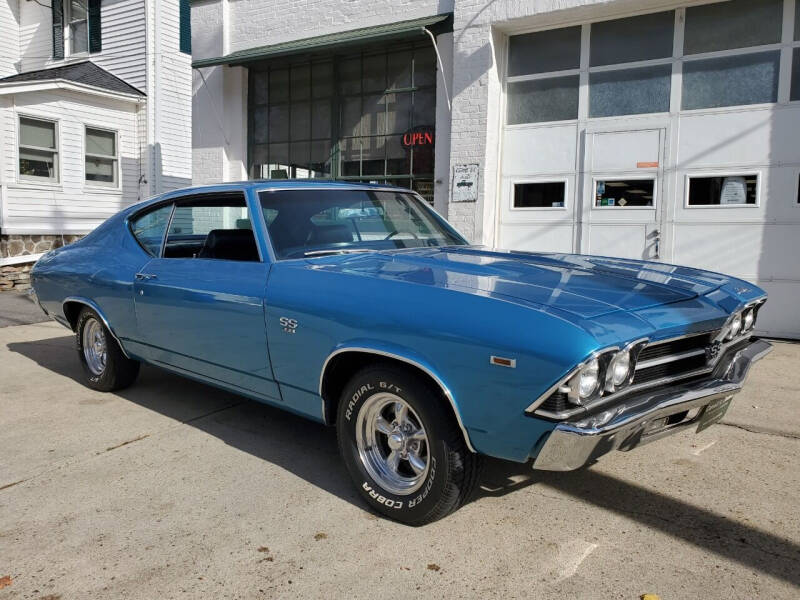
[563,338,648,406]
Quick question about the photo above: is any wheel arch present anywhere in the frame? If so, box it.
[62,297,131,359]
[319,346,476,453]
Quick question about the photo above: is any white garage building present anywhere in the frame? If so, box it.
[192,0,800,338]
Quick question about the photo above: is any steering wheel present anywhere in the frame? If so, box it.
[384,230,421,240]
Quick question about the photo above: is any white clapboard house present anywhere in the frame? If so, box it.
[0,0,192,287]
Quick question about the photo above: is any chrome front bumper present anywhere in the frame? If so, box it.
[532,338,772,471]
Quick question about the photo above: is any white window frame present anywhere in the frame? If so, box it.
[17,114,60,185]
[509,177,569,211]
[65,0,89,58]
[504,1,800,128]
[83,125,120,189]
[683,171,762,209]
[591,174,658,210]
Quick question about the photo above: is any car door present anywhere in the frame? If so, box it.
[132,191,280,401]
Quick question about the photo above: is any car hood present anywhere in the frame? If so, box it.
[313,246,735,319]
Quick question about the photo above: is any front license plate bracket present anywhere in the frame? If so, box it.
[696,396,733,433]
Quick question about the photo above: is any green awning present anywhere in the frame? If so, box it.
[192,13,452,68]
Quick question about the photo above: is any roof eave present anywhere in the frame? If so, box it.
[193,12,453,69]
[0,79,145,102]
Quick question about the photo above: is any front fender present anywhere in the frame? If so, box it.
[320,339,476,452]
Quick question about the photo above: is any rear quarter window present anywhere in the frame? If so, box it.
[130,204,173,256]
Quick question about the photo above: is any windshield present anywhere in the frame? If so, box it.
[259,189,467,259]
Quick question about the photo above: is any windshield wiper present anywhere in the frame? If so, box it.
[303,248,374,257]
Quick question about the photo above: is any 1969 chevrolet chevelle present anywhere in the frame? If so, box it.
[31,181,771,524]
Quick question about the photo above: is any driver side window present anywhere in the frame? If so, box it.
[163,194,260,262]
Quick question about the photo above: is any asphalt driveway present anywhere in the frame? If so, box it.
[0,321,798,599]
[0,291,48,328]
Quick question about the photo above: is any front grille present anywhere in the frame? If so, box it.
[637,332,713,362]
[633,352,708,385]
[533,329,721,418]
[538,391,569,414]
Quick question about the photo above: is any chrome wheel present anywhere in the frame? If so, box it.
[355,392,430,496]
[82,317,107,376]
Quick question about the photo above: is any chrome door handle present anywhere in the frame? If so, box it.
[135,273,157,281]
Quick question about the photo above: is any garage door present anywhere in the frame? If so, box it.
[498,2,800,338]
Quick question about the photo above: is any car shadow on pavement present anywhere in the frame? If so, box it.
[475,457,800,588]
[8,333,800,588]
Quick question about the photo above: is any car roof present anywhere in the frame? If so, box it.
[128,180,414,213]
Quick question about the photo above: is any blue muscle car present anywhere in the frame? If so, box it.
[30,181,771,524]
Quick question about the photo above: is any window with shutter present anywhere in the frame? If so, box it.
[179,0,191,55]
[88,0,102,53]
[52,0,64,60]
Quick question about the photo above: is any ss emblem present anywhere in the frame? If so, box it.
[279,317,298,334]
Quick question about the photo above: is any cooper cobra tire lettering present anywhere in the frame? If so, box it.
[362,482,403,509]
[408,457,436,508]
[337,366,480,525]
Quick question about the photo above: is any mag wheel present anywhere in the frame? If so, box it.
[337,365,481,525]
[76,307,140,392]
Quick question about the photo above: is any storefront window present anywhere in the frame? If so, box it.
[249,43,437,202]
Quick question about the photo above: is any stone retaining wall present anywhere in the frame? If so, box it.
[0,234,83,259]
[0,263,32,291]
[0,234,83,291]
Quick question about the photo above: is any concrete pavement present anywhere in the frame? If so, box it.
[0,321,798,599]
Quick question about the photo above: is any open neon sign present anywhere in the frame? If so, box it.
[402,128,434,148]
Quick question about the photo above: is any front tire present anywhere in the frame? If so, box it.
[76,307,140,392]
[336,365,481,525]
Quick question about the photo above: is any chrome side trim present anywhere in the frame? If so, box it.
[636,348,706,370]
[318,347,476,453]
[61,297,131,359]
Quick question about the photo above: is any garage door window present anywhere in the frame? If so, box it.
[507,27,581,124]
[682,51,780,110]
[683,0,782,55]
[590,65,671,118]
[513,181,567,209]
[507,1,800,124]
[792,48,800,101]
[507,76,580,124]
[687,175,758,207]
[595,179,655,208]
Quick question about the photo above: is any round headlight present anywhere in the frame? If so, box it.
[743,308,755,331]
[728,313,742,339]
[578,358,600,398]
[610,350,631,386]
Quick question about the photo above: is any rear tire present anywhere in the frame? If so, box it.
[76,307,140,392]
[336,364,481,525]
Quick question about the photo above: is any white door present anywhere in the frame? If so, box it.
[580,127,668,261]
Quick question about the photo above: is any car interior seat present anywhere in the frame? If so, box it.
[197,229,260,261]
